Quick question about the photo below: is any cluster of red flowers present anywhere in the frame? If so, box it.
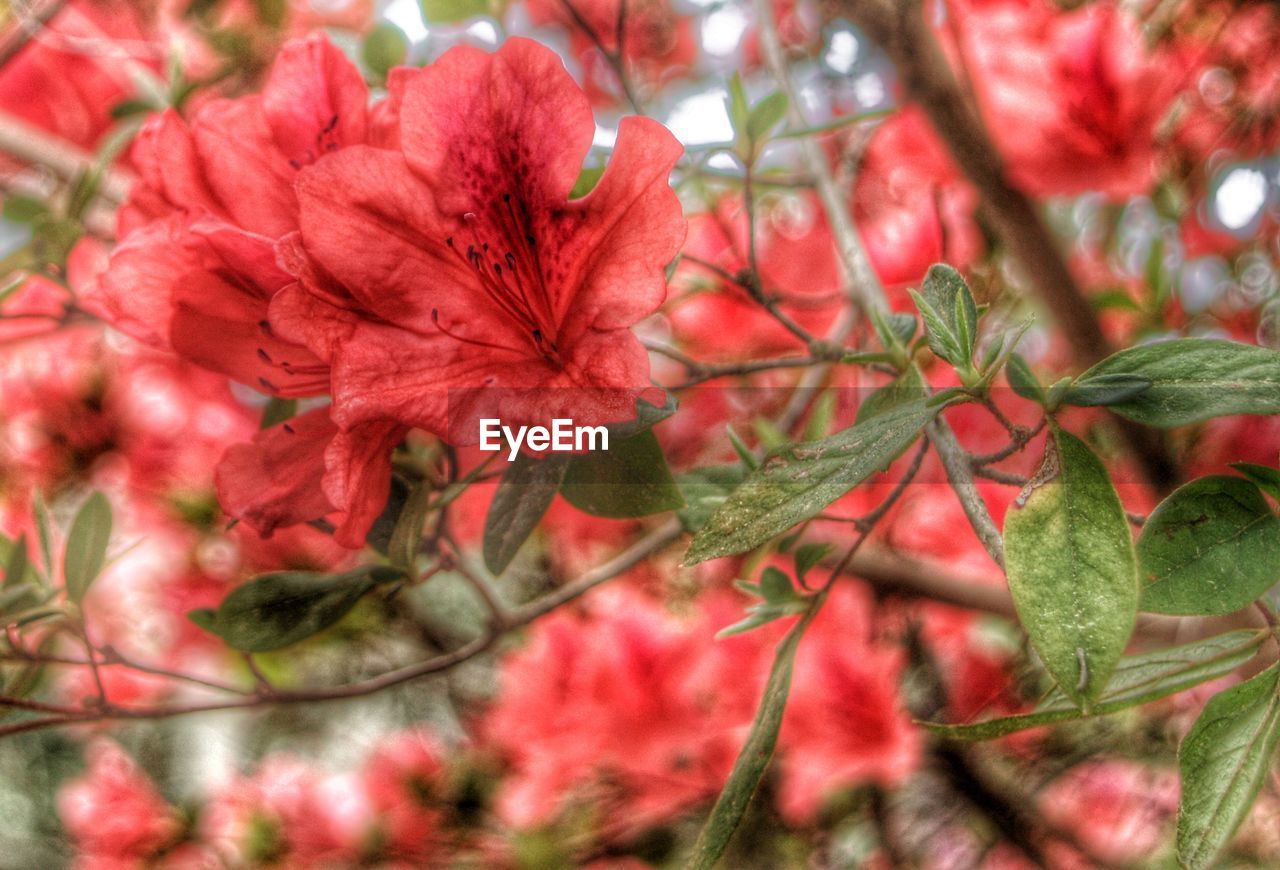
[1,0,1279,864]
[78,32,684,548]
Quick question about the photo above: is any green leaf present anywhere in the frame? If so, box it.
[3,533,28,589]
[689,597,823,867]
[109,98,158,120]
[260,397,297,430]
[211,566,403,652]
[187,608,217,633]
[1003,429,1138,707]
[1232,463,1280,501]
[1076,338,1280,427]
[483,453,569,574]
[758,566,795,603]
[362,23,408,79]
[726,427,758,470]
[1006,353,1044,404]
[1089,289,1143,313]
[1061,372,1152,408]
[793,542,830,584]
[2,194,49,224]
[1177,662,1280,870]
[885,311,918,347]
[677,465,747,534]
[63,492,112,605]
[560,429,683,519]
[803,391,836,441]
[419,0,488,23]
[33,491,54,577]
[686,399,944,564]
[919,264,978,364]
[715,602,803,637]
[909,289,964,365]
[1044,376,1073,411]
[856,366,925,425]
[570,165,605,199]
[388,483,432,572]
[726,73,750,137]
[746,91,789,144]
[1138,475,1280,615]
[922,629,1268,740]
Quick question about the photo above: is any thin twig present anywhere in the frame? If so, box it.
[0,109,134,203]
[0,0,69,69]
[0,520,684,739]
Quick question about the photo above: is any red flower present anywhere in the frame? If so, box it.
[0,1,163,154]
[954,0,1179,198]
[853,108,983,297]
[58,740,180,863]
[83,35,396,547]
[278,37,686,444]
[778,584,921,822]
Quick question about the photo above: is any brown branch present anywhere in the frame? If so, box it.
[825,0,1179,493]
[0,0,69,69]
[0,520,684,739]
[0,109,134,204]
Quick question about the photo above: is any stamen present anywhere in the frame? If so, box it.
[431,309,527,355]
[438,192,564,364]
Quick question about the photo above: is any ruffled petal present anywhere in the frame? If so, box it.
[263,34,370,168]
[214,408,337,538]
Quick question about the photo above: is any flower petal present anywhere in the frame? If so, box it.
[262,34,370,168]
[215,408,337,538]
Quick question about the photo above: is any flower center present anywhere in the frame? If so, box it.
[437,193,563,365]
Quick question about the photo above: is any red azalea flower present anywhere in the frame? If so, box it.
[83,34,397,547]
[853,108,983,298]
[58,740,181,864]
[278,37,686,445]
[954,0,1180,198]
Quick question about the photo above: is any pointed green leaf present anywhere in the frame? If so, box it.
[1003,429,1138,706]
[746,91,789,143]
[1077,338,1280,427]
[921,264,978,363]
[3,534,28,589]
[1139,476,1280,615]
[715,602,803,638]
[677,465,747,534]
[1006,353,1045,404]
[758,566,794,604]
[388,483,433,573]
[187,608,217,633]
[483,453,569,574]
[1061,373,1153,408]
[690,597,823,867]
[869,306,916,352]
[726,72,750,136]
[686,399,944,564]
[560,429,683,519]
[33,491,54,577]
[1232,463,1280,501]
[909,289,964,365]
[362,22,408,79]
[212,566,404,652]
[856,366,925,425]
[1177,662,1280,869]
[793,542,830,585]
[923,629,1267,740]
[63,492,112,605]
